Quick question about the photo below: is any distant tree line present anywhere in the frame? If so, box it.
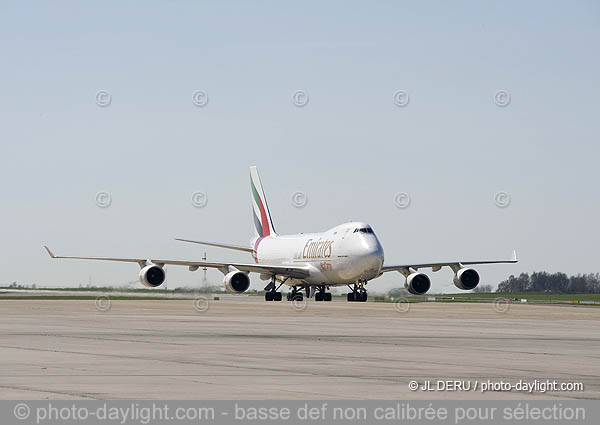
[386,272,600,296]
[472,284,493,293]
[496,272,600,294]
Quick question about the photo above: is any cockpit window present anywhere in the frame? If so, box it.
[354,227,373,234]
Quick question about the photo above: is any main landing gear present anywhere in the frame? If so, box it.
[264,277,284,301]
[265,278,333,302]
[315,285,332,302]
[286,287,303,301]
[265,291,282,301]
[347,281,368,302]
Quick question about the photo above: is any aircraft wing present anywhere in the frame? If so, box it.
[380,250,518,274]
[44,246,309,279]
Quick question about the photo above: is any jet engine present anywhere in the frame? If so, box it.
[224,270,251,293]
[404,272,431,295]
[139,264,166,288]
[453,267,480,290]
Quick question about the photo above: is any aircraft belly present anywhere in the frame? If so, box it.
[256,234,380,286]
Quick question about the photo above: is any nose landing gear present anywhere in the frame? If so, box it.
[347,281,368,302]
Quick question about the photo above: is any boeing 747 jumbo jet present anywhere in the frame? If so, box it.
[45,166,517,302]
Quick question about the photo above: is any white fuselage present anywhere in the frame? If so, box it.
[252,222,384,287]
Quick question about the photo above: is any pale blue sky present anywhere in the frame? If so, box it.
[1,1,599,292]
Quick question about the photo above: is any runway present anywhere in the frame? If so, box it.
[0,298,598,400]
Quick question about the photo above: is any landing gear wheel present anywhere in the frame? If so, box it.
[347,281,368,302]
[265,291,282,301]
[315,285,330,302]
[287,290,303,302]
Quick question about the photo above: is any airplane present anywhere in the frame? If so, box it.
[44,166,518,302]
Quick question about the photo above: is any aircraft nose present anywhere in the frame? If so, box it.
[362,237,384,270]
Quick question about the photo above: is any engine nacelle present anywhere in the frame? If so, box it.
[223,270,251,293]
[453,267,480,290]
[404,272,431,295]
[139,264,166,288]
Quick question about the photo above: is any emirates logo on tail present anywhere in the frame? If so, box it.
[250,166,276,239]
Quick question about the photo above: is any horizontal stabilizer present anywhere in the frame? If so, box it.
[174,238,253,253]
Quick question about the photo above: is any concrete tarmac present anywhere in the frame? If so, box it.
[0,298,598,400]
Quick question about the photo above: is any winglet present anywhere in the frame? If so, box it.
[511,249,518,262]
[44,245,56,258]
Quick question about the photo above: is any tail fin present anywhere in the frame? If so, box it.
[250,166,277,238]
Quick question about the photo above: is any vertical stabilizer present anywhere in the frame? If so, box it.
[250,166,276,238]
